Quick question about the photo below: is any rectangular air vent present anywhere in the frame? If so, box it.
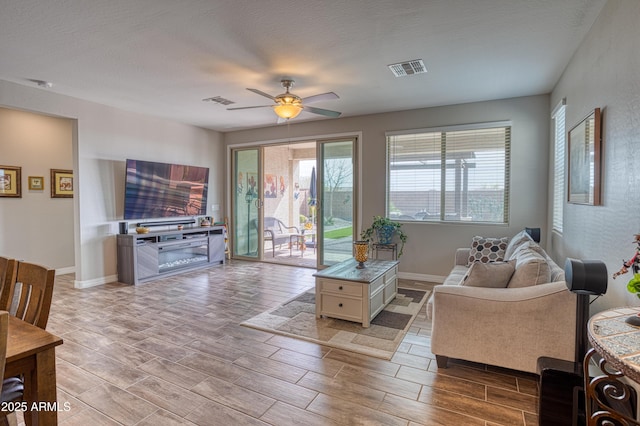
[388,59,427,77]
[202,96,235,106]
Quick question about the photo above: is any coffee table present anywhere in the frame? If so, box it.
[313,258,398,327]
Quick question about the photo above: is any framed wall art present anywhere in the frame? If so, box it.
[568,108,602,205]
[51,169,74,198]
[0,165,22,198]
[28,176,44,190]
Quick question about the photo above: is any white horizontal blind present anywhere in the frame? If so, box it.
[387,123,511,223]
[552,102,566,233]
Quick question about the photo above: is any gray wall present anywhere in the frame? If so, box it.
[550,0,640,312]
[225,94,551,280]
[0,80,225,287]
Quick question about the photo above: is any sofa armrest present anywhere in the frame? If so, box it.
[431,281,577,373]
[455,248,470,266]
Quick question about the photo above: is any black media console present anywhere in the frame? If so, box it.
[117,226,225,285]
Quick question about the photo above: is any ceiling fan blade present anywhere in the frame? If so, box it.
[247,88,277,101]
[303,105,342,118]
[227,105,272,111]
[302,92,339,104]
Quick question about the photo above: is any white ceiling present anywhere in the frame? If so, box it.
[0,0,606,132]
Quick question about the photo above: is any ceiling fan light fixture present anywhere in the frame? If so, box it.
[273,103,302,119]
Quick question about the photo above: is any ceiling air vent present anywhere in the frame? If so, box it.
[388,59,427,77]
[202,96,235,106]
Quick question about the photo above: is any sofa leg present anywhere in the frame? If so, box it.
[435,355,449,369]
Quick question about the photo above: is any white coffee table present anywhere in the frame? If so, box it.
[313,258,398,327]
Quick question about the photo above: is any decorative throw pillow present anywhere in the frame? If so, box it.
[510,240,547,263]
[508,245,551,288]
[467,236,509,265]
[504,230,534,260]
[508,260,551,288]
[462,260,516,288]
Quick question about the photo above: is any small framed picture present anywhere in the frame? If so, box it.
[28,176,44,191]
[0,165,22,198]
[51,169,73,198]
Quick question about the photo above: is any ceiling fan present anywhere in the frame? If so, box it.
[227,79,341,121]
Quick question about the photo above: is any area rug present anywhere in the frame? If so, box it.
[241,287,430,360]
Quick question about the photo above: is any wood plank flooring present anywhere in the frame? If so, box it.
[37,260,538,425]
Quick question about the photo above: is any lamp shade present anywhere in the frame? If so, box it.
[564,258,608,295]
[273,104,302,119]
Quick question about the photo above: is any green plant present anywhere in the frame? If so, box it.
[360,216,408,258]
[628,274,640,299]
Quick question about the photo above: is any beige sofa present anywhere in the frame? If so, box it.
[428,231,578,374]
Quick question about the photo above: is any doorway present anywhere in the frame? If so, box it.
[230,137,357,268]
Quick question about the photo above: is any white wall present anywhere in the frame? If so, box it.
[550,0,640,312]
[0,107,74,270]
[0,80,225,288]
[225,94,551,280]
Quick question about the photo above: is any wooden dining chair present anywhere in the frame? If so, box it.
[0,311,11,425]
[0,258,17,312]
[2,262,55,426]
[4,261,55,330]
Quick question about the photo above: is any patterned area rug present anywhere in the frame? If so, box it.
[241,287,430,360]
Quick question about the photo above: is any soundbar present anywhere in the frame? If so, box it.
[136,219,196,228]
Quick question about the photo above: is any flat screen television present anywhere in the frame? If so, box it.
[123,159,209,220]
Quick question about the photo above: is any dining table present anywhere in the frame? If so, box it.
[4,316,63,426]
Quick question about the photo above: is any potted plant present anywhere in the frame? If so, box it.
[360,216,408,258]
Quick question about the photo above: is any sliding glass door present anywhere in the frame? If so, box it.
[232,148,261,259]
[317,138,357,267]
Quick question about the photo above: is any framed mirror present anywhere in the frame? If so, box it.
[568,108,602,205]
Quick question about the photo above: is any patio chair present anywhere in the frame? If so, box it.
[259,217,300,257]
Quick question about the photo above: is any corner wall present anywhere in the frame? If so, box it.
[550,0,640,312]
[0,107,74,270]
[0,80,225,287]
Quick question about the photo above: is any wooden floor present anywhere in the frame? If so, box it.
[39,260,538,425]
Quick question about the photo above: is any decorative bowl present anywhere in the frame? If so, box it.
[136,227,150,234]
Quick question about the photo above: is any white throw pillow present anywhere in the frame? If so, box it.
[505,230,534,260]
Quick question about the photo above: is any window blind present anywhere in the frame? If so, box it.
[387,123,511,223]
[552,101,566,233]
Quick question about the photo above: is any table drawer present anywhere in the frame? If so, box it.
[320,294,362,319]
[319,279,362,297]
[369,276,384,295]
[370,284,385,318]
[384,266,398,283]
[384,279,397,305]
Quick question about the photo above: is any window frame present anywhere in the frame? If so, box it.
[551,99,566,234]
[385,121,512,224]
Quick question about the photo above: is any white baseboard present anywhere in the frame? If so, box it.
[55,266,75,275]
[398,271,445,284]
[74,274,118,289]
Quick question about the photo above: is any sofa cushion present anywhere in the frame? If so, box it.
[462,260,516,288]
[508,261,551,288]
[504,230,534,260]
[467,236,509,265]
[508,243,551,288]
[510,240,547,262]
[444,265,468,286]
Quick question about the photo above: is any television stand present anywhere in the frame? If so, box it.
[117,226,225,284]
